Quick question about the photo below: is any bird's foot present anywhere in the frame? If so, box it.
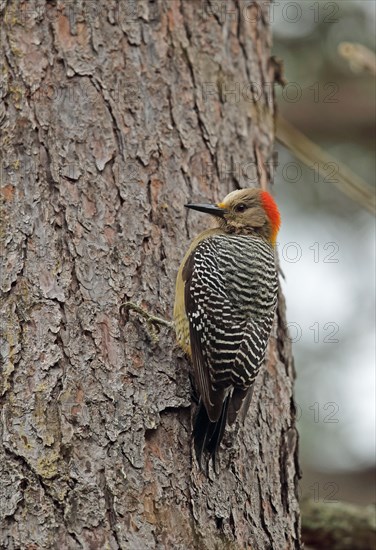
[120,301,173,344]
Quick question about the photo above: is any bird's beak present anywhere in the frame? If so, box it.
[184,203,227,218]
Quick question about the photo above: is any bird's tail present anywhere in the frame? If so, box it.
[193,396,230,472]
[193,387,254,472]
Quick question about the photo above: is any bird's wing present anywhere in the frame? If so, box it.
[183,244,245,422]
[227,313,275,423]
[183,238,276,424]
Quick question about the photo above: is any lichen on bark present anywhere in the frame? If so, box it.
[0,1,300,548]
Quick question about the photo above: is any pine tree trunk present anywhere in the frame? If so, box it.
[0,1,300,548]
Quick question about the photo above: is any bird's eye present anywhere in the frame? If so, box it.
[234,203,247,213]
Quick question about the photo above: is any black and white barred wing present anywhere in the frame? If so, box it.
[227,312,276,424]
[183,237,275,423]
[183,247,230,422]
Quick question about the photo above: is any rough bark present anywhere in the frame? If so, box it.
[0,1,300,548]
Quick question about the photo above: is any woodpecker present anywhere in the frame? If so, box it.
[174,188,281,468]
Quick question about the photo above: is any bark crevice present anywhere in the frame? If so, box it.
[1,1,300,548]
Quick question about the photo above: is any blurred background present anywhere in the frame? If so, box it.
[271,0,375,505]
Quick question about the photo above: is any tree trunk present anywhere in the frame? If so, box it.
[0,1,300,548]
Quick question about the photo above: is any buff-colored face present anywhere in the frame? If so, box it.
[185,188,281,244]
[216,189,280,243]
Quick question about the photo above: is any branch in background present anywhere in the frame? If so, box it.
[338,42,376,75]
[301,499,376,550]
[276,115,376,215]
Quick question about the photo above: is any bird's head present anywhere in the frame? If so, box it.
[185,188,281,245]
